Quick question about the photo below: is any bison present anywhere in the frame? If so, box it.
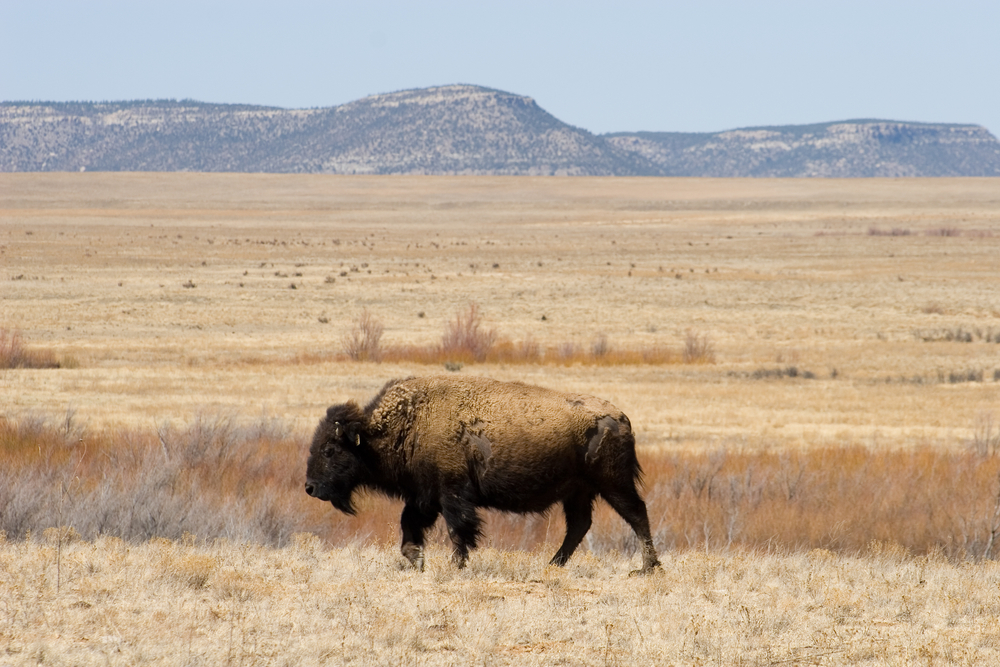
[305,375,661,574]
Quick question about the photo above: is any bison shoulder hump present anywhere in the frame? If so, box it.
[368,383,421,433]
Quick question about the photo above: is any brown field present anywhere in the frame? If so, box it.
[2,173,1000,665]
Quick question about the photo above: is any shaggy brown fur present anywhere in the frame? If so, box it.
[306,376,660,573]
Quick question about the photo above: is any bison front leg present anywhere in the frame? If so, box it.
[400,503,438,571]
[441,492,482,569]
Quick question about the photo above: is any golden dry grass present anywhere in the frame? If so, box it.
[3,535,1000,666]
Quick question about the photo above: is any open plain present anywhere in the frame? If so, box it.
[3,173,999,444]
[2,173,1000,665]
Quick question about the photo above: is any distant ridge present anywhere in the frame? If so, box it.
[2,85,999,176]
[604,120,1000,177]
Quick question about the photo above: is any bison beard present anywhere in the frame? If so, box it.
[305,376,661,575]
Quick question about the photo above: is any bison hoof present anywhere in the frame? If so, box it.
[401,545,425,572]
[628,563,664,577]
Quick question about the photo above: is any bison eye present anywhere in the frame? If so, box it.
[323,446,335,458]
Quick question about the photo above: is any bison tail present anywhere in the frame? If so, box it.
[626,432,645,488]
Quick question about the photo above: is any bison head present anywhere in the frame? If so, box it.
[305,402,367,515]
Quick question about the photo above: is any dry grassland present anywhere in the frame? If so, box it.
[3,535,1000,666]
[2,174,1000,665]
[2,174,998,446]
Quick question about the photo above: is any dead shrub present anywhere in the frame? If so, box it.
[916,326,1000,343]
[342,309,384,362]
[591,334,611,359]
[748,367,817,380]
[0,327,61,369]
[439,302,496,363]
[971,412,1000,457]
[553,341,581,364]
[926,227,962,237]
[682,329,715,364]
[920,302,947,315]
[868,227,912,236]
[489,337,542,364]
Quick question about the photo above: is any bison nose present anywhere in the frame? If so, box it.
[305,482,316,496]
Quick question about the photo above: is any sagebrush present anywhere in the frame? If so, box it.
[4,411,1000,562]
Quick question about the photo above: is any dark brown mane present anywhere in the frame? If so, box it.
[324,401,364,426]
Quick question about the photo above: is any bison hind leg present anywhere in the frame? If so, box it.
[549,492,596,567]
[441,494,482,569]
[601,487,662,575]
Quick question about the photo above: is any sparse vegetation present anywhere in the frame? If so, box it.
[878,368,998,385]
[338,304,690,366]
[916,326,1000,343]
[869,226,913,236]
[927,227,962,237]
[745,366,818,380]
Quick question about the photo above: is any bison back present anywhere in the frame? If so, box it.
[370,376,636,511]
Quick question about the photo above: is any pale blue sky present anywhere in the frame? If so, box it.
[3,0,998,136]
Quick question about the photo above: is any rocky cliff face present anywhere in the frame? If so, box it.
[2,87,998,176]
